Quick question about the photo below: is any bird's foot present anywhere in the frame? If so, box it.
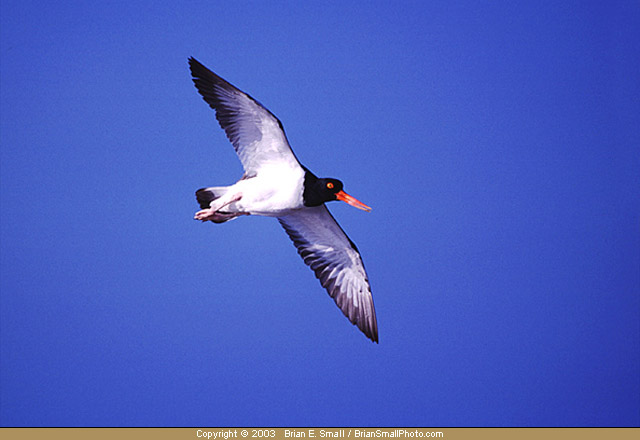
[194,209,246,223]
[194,208,216,221]
[194,191,243,222]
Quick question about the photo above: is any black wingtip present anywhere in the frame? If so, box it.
[188,56,210,78]
[367,322,379,344]
[359,310,378,343]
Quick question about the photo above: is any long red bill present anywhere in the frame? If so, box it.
[335,190,372,212]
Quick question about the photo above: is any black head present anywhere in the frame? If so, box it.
[303,171,371,211]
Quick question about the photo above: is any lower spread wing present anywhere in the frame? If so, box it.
[189,57,301,174]
[278,206,378,343]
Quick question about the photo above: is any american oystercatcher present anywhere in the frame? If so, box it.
[189,58,378,342]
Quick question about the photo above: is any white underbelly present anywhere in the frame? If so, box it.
[227,165,305,216]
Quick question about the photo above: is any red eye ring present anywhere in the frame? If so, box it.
[326,182,334,189]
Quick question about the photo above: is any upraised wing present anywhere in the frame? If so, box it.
[189,57,301,174]
[278,205,378,343]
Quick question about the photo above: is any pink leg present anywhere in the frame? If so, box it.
[194,192,243,221]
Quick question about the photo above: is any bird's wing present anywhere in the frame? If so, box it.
[278,205,378,343]
[189,57,301,174]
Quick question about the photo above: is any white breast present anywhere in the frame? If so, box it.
[230,164,306,216]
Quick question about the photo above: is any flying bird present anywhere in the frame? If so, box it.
[189,57,378,343]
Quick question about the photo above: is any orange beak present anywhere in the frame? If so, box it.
[335,190,372,212]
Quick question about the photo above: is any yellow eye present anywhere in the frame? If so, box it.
[326,182,334,189]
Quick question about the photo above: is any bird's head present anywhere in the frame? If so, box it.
[310,177,371,212]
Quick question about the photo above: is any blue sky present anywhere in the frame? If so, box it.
[1,0,639,427]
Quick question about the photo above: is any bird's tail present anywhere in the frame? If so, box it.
[196,187,228,209]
